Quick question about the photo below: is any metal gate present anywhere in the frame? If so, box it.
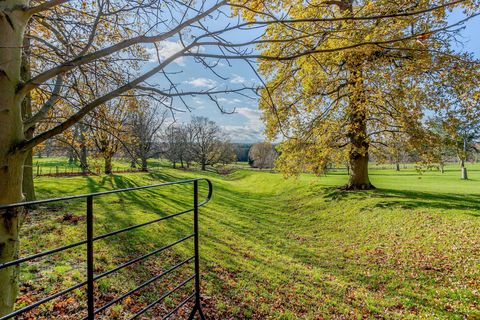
[0,178,213,319]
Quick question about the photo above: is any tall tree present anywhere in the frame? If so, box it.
[235,0,480,189]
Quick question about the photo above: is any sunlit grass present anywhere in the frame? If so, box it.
[19,160,480,319]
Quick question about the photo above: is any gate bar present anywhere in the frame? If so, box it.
[87,196,95,320]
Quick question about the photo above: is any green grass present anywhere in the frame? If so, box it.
[18,160,480,319]
[32,156,169,174]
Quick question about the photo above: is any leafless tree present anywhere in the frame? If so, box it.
[189,117,223,171]
[162,125,186,169]
[249,142,278,169]
[217,140,238,165]
[129,101,168,171]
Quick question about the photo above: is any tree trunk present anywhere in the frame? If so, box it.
[0,4,29,315]
[0,153,25,317]
[80,145,88,173]
[104,156,113,174]
[68,148,75,164]
[460,138,468,180]
[141,157,148,172]
[21,23,35,203]
[79,128,88,173]
[22,126,35,202]
[440,162,445,174]
[347,151,372,190]
[344,58,374,190]
[22,150,35,202]
[461,159,468,180]
[395,162,400,171]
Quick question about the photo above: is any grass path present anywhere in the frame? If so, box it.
[19,162,480,319]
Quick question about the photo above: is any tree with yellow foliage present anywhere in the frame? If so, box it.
[234,0,480,189]
[88,97,135,174]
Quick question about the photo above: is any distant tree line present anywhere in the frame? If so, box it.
[37,111,242,173]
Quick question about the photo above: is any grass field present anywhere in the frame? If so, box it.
[17,159,480,319]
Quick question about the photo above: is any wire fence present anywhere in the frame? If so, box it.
[25,162,167,177]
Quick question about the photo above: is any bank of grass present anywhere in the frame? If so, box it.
[17,161,480,319]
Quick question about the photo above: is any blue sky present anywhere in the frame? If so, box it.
[146,9,480,144]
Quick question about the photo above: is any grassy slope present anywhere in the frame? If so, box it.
[20,162,480,319]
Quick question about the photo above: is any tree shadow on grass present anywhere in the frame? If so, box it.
[322,186,374,201]
[373,189,480,216]
[323,186,480,217]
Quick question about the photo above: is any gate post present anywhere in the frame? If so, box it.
[86,196,95,319]
[188,180,206,320]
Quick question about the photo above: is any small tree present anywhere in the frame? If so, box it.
[162,126,185,169]
[89,98,133,174]
[372,132,410,171]
[428,117,457,173]
[190,117,223,171]
[431,62,480,180]
[129,101,168,171]
[248,142,278,169]
[449,121,479,180]
[218,141,238,165]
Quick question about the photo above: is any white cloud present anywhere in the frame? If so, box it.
[222,125,263,143]
[184,77,217,89]
[192,97,206,109]
[217,97,243,105]
[230,74,247,84]
[148,41,186,66]
[236,107,263,128]
[193,97,205,105]
[222,107,264,143]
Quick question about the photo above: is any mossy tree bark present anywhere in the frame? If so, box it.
[21,28,35,202]
[0,2,29,315]
[104,156,113,174]
[141,157,148,171]
[22,150,35,202]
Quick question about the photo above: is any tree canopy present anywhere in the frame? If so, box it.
[235,0,480,189]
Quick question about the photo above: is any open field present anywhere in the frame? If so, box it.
[17,160,480,319]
